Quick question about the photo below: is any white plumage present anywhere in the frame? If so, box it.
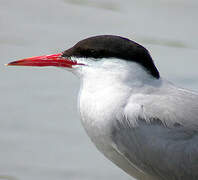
[7,35,198,180]
[73,57,198,180]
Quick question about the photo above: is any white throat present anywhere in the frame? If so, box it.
[72,57,160,134]
[72,57,157,91]
[70,57,162,177]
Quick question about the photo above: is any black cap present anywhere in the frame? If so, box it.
[62,35,160,79]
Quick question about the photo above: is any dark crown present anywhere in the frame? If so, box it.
[62,35,160,79]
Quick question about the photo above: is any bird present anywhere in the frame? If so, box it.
[6,35,198,180]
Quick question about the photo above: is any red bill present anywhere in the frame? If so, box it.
[6,53,84,68]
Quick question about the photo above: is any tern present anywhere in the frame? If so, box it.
[7,35,198,180]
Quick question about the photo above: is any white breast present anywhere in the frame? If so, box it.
[79,79,148,179]
[79,77,131,143]
[77,58,156,140]
[74,58,164,180]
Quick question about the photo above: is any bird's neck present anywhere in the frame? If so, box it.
[78,64,159,123]
[79,62,157,94]
[78,73,133,142]
[77,64,161,147]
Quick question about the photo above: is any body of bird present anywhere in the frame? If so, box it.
[7,35,198,180]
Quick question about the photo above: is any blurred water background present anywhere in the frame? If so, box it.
[1,0,198,179]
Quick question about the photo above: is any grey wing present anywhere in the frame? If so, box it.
[111,117,198,180]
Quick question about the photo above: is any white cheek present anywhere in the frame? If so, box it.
[70,57,93,65]
[70,57,152,88]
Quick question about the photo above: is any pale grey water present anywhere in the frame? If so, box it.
[1,0,198,180]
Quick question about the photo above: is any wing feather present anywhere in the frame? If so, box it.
[111,118,198,180]
[111,87,198,180]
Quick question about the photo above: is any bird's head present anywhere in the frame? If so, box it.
[6,35,160,82]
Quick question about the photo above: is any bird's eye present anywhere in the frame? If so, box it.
[86,49,95,55]
[90,49,95,53]
[80,49,96,57]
